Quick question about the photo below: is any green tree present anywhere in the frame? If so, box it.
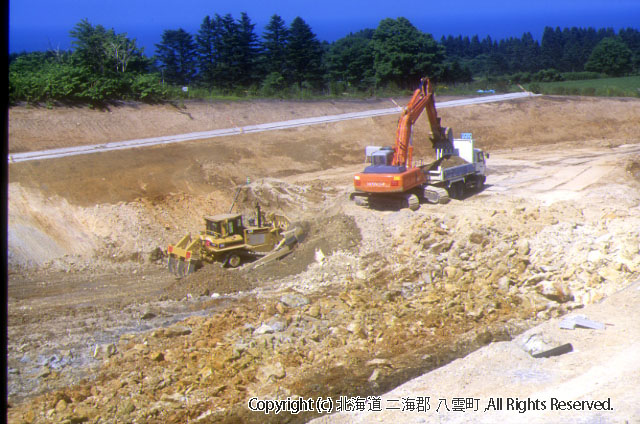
[541,26,564,69]
[70,19,147,76]
[469,35,482,57]
[371,17,444,88]
[69,19,110,74]
[156,28,197,85]
[286,16,324,88]
[520,32,541,73]
[105,32,145,73]
[196,15,222,86]
[261,14,289,77]
[618,28,640,71]
[236,12,262,87]
[439,60,472,83]
[325,30,375,89]
[207,14,244,89]
[585,37,633,76]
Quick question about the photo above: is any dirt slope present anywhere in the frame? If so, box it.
[310,280,640,424]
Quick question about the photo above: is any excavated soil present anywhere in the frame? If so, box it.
[7,95,640,424]
[164,213,361,300]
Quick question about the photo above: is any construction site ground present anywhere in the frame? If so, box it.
[7,95,640,424]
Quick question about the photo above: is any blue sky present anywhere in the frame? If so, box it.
[9,0,640,54]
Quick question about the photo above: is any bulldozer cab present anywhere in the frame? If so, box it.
[204,214,244,237]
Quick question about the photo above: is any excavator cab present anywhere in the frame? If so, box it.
[370,148,394,166]
[364,147,406,174]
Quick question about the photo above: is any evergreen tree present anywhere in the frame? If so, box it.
[559,27,583,72]
[286,16,324,88]
[520,32,541,72]
[540,27,564,69]
[236,12,261,86]
[156,28,197,85]
[214,14,241,88]
[619,28,640,71]
[439,59,472,83]
[262,14,289,77]
[469,35,482,57]
[196,15,222,86]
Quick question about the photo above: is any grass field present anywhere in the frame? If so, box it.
[528,76,640,97]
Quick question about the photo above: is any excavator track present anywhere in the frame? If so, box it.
[406,194,420,211]
[423,186,450,204]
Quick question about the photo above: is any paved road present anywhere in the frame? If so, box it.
[8,92,536,163]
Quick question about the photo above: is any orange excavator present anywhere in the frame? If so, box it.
[351,77,487,210]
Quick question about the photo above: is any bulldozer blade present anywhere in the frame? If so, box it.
[168,256,177,274]
[282,224,305,245]
[248,245,292,270]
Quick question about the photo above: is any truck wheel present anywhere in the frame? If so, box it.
[448,182,463,200]
[227,254,242,268]
[476,175,486,191]
[456,182,465,199]
[447,184,456,200]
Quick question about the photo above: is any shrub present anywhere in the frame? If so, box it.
[260,72,287,97]
[131,74,167,102]
[532,69,564,82]
[562,71,603,81]
[528,82,542,94]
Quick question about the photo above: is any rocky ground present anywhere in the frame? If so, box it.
[6,96,640,423]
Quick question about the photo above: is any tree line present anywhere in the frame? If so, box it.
[441,26,640,81]
[8,13,640,105]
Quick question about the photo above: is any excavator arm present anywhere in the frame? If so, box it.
[392,78,430,167]
[392,77,452,167]
[423,78,454,152]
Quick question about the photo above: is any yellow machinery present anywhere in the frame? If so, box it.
[167,205,301,277]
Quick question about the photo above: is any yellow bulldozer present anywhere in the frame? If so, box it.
[167,204,302,277]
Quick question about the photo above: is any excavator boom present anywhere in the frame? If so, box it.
[394,78,452,167]
[392,78,430,167]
